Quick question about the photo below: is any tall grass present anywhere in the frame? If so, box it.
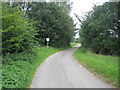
[74,47,118,87]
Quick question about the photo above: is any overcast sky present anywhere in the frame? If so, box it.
[70,0,109,38]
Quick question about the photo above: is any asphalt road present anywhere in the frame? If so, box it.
[30,45,112,88]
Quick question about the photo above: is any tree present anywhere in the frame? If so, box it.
[80,2,118,55]
[2,3,36,54]
[26,2,75,48]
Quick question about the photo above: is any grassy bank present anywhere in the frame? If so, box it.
[2,46,70,88]
[74,47,118,87]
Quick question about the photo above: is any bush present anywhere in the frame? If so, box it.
[2,3,36,54]
[2,49,37,64]
[2,46,67,88]
[2,48,37,88]
[2,61,33,88]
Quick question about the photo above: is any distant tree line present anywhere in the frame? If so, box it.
[78,2,119,55]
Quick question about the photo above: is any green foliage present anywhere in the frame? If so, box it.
[2,48,37,88]
[70,43,78,47]
[26,2,75,48]
[71,37,80,43]
[2,3,36,54]
[2,49,37,64]
[2,61,33,88]
[80,2,118,55]
[2,46,69,88]
[2,2,74,88]
[74,47,118,87]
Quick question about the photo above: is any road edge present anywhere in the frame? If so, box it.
[73,47,116,88]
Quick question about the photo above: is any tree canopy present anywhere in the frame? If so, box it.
[80,2,118,55]
[26,2,75,48]
[2,2,75,54]
[2,3,36,54]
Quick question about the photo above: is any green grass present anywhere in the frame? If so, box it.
[70,43,78,47]
[2,46,70,88]
[74,47,118,87]
[23,46,70,88]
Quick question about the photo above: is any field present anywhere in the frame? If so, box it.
[74,47,118,87]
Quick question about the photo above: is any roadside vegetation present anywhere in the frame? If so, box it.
[74,2,119,87]
[70,43,78,47]
[1,2,75,88]
[1,1,119,89]
[75,2,118,55]
[2,46,69,88]
[74,47,118,87]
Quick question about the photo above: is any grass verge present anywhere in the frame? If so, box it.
[70,43,79,47]
[74,47,118,87]
[25,46,70,88]
[2,46,70,88]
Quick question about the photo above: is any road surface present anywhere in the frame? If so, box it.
[30,45,112,88]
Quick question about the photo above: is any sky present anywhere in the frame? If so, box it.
[70,0,109,38]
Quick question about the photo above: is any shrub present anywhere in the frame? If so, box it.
[2,3,36,54]
[2,61,33,88]
[2,48,37,88]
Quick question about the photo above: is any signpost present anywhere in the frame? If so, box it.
[46,38,49,48]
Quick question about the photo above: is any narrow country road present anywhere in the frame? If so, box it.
[30,45,112,88]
